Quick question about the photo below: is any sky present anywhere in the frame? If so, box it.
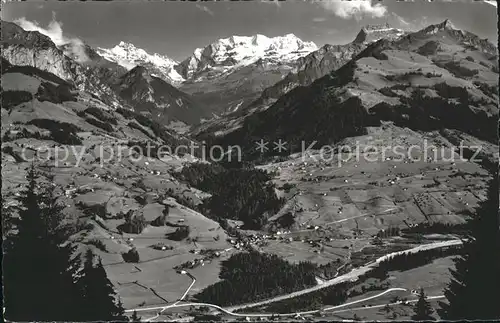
[2,0,498,62]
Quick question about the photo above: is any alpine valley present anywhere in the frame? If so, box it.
[2,11,499,323]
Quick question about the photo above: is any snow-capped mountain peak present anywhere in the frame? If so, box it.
[98,41,176,67]
[269,33,317,51]
[175,33,318,80]
[96,41,184,85]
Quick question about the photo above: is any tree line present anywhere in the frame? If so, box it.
[178,163,285,229]
[3,164,128,321]
[401,221,469,235]
[194,251,317,306]
[438,177,500,320]
[369,245,463,280]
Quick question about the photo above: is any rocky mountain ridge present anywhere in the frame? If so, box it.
[203,19,498,161]
[1,20,209,125]
[114,65,211,124]
[353,23,405,44]
[259,23,406,104]
[191,23,407,137]
[1,20,323,122]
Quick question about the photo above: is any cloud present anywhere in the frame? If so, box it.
[195,4,215,16]
[391,14,431,32]
[14,12,89,63]
[318,0,387,20]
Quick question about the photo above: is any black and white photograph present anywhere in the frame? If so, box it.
[1,0,499,321]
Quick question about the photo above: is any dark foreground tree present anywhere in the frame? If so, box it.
[131,310,141,321]
[412,288,435,321]
[3,164,79,321]
[4,164,127,321]
[1,194,13,240]
[439,177,500,320]
[74,248,127,321]
[122,247,141,263]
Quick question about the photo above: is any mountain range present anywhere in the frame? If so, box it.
[1,18,497,144]
[205,19,498,161]
[192,23,405,137]
[1,21,321,125]
[0,20,417,129]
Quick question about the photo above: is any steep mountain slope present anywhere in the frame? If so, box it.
[192,24,405,137]
[96,41,184,85]
[1,59,190,146]
[179,57,298,118]
[210,20,498,160]
[261,24,405,103]
[1,20,209,125]
[353,23,405,44]
[1,20,76,80]
[1,60,237,310]
[114,66,211,124]
[177,34,318,115]
[1,20,125,108]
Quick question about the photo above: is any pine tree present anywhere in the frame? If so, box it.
[3,164,79,321]
[412,288,435,321]
[74,248,127,321]
[439,177,500,320]
[131,310,141,322]
[1,193,14,240]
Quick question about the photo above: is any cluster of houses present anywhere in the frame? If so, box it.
[174,248,228,271]
[175,257,209,270]
[227,237,254,251]
[64,185,94,198]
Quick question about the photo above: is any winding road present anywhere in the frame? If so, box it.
[226,239,461,312]
[126,239,461,319]
[326,295,446,315]
[127,288,407,318]
[141,272,197,322]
